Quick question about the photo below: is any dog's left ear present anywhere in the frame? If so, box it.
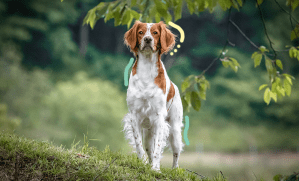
[159,21,176,55]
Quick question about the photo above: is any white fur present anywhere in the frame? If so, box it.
[122,22,184,171]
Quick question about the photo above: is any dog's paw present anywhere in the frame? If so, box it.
[151,167,161,173]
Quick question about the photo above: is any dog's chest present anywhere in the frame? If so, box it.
[127,61,165,115]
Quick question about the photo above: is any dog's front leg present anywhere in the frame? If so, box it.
[131,112,146,163]
[150,113,168,171]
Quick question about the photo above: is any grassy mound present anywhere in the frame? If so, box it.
[0,132,228,181]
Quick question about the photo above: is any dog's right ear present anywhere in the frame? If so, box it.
[124,20,141,55]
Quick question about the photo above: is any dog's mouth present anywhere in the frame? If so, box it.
[142,45,153,51]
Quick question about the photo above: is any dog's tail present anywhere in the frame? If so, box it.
[122,113,136,152]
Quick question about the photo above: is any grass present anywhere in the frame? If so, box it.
[0,131,231,181]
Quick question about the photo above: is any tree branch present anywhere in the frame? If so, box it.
[229,20,259,49]
[256,0,277,59]
[230,19,289,54]
[273,0,299,24]
[197,8,233,78]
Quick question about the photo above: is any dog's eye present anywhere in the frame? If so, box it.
[139,31,143,34]
[153,31,158,34]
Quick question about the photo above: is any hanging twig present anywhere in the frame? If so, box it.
[256,0,277,59]
[229,20,259,49]
[273,0,299,24]
[230,19,289,54]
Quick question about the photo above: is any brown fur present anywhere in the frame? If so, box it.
[154,58,166,94]
[167,82,175,102]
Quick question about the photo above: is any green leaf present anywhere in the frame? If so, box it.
[289,47,294,58]
[130,10,141,20]
[181,81,190,92]
[275,59,283,70]
[237,0,243,6]
[186,0,194,14]
[259,46,269,53]
[271,81,277,92]
[270,91,277,102]
[121,9,131,25]
[291,27,299,41]
[174,1,182,21]
[191,91,201,111]
[95,2,109,18]
[284,79,291,96]
[221,59,229,68]
[164,11,172,23]
[229,61,238,73]
[181,96,189,112]
[251,51,258,59]
[113,5,122,26]
[154,14,160,23]
[196,0,205,12]
[185,91,191,103]
[131,0,137,6]
[231,0,239,10]
[126,11,134,29]
[89,10,96,29]
[276,85,285,97]
[285,76,293,85]
[259,84,268,91]
[199,89,206,100]
[205,79,210,89]
[265,57,273,72]
[229,57,241,67]
[197,83,206,100]
[218,0,229,10]
[154,0,167,17]
[282,73,295,80]
[291,0,299,11]
[264,88,271,105]
[254,53,262,67]
[257,0,264,5]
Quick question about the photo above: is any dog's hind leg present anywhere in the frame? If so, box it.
[143,128,152,164]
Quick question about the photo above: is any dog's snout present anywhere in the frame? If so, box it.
[144,36,152,43]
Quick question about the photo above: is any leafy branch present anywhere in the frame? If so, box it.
[69,0,299,110]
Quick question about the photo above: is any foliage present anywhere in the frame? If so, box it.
[43,71,128,151]
[252,46,295,105]
[77,0,299,112]
[0,103,21,133]
[0,43,53,130]
[84,44,129,92]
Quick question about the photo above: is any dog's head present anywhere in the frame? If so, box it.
[124,21,176,56]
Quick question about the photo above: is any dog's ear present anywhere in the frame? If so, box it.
[159,21,176,55]
[124,20,141,55]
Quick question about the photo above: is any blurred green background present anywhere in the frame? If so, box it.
[0,0,298,180]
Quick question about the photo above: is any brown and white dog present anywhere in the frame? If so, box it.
[122,21,184,171]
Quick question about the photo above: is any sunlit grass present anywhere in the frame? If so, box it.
[0,131,233,180]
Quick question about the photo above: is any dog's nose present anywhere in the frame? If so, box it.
[144,36,152,43]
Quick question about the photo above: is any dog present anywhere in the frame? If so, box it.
[122,20,184,171]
